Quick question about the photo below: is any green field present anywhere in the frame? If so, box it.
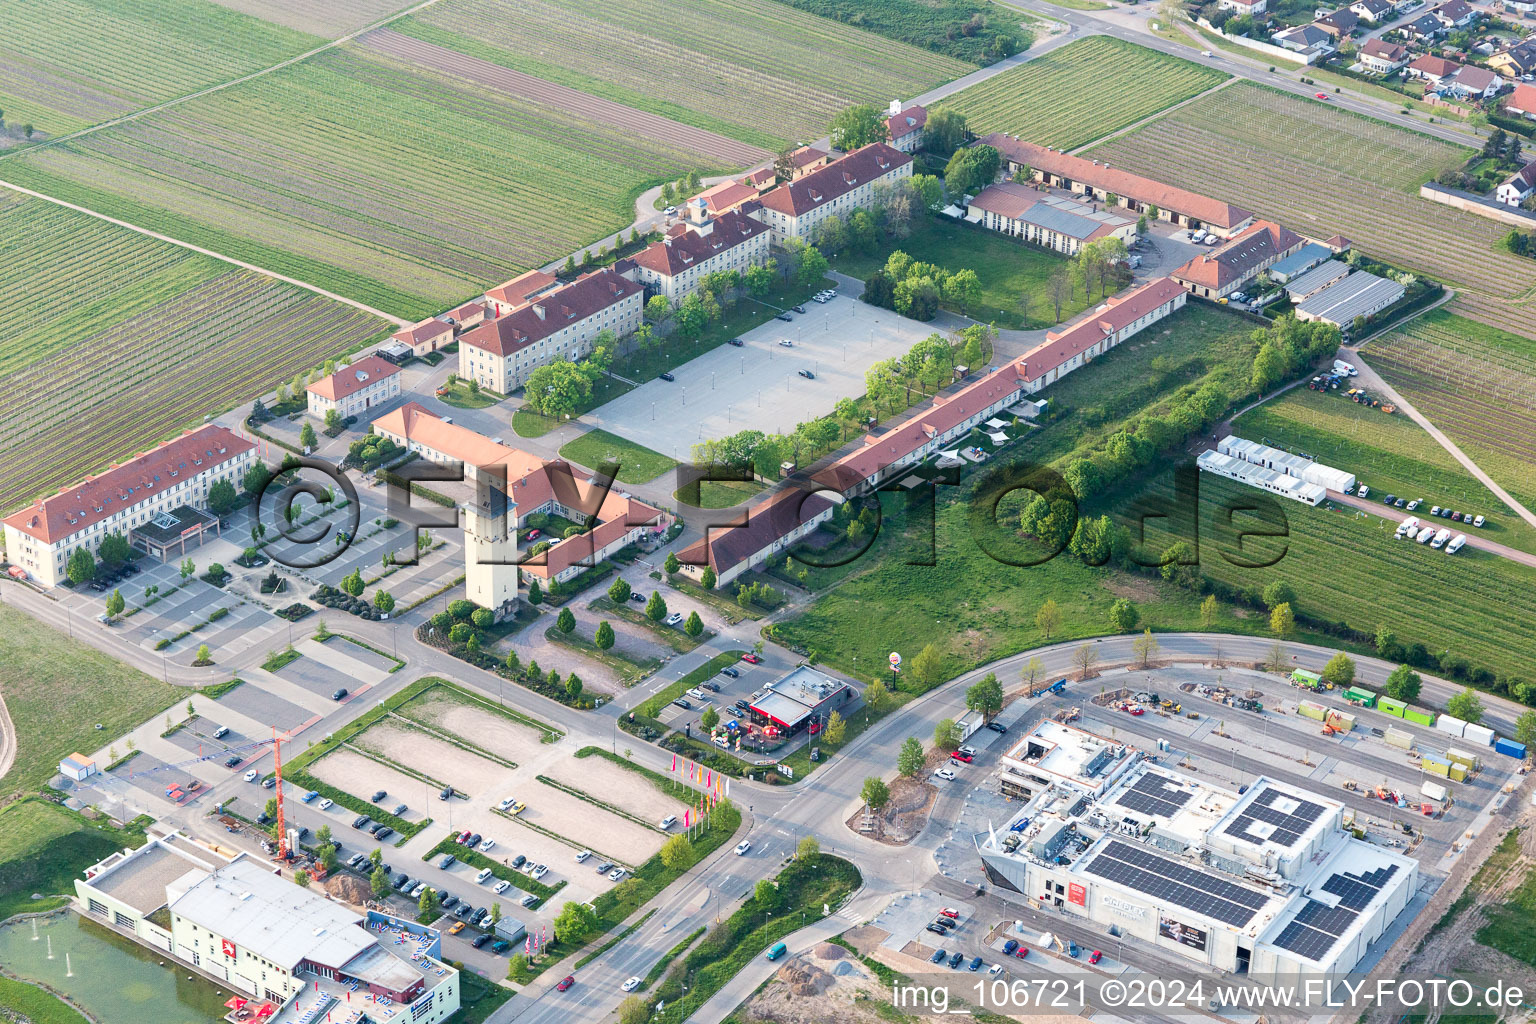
[0,606,188,793]
[0,0,319,138]
[0,46,716,320]
[560,430,679,484]
[0,978,91,1024]
[676,479,766,509]
[402,0,971,150]
[0,195,389,515]
[0,799,149,919]
[946,37,1229,151]
[832,214,1091,329]
[1232,384,1536,552]
[1367,310,1536,513]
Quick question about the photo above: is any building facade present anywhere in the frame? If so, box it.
[389,318,453,357]
[1171,220,1303,299]
[750,144,913,244]
[885,102,928,152]
[967,183,1138,255]
[622,207,771,302]
[305,355,402,420]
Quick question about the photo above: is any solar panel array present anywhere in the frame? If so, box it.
[1115,772,1193,818]
[1083,840,1269,926]
[1222,785,1327,848]
[1271,864,1400,962]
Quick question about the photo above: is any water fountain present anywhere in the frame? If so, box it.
[46,935,54,959]
[31,918,38,940]
[66,953,74,978]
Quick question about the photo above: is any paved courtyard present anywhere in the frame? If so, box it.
[586,295,937,457]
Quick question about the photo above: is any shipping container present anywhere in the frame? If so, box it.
[1377,696,1408,718]
[1435,714,1467,738]
[1291,669,1325,691]
[1298,700,1328,722]
[1446,748,1480,771]
[1496,737,1527,760]
[1384,727,1415,750]
[1463,723,1496,748]
[1421,754,1451,778]
[1404,706,1436,727]
[1421,780,1448,803]
[1448,761,1468,783]
[1343,686,1377,707]
[1327,710,1356,732]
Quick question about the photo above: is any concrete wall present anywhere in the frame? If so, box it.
[1419,181,1536,228]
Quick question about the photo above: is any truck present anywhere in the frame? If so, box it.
[1334,359,1357,376]
[1430,528,1452,549]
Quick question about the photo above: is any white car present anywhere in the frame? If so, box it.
[934,768,957,781]
[318,798,333,810]
[1201,49,1213,56]
[666,612,684,626]
[531,863,548,879]
[243,769,259,782]
[735,841,752,856]
[988,964,1004,976]
[481,839,496,852]
[660,814,677,830]
[410,883,427,899]
[1474,514,1486,527]
[498,796,516,811]
[609,867,625,881]
[493,880,511,894]
[622,977,641,992]
[957,745,976,757]
[575,850,591,863]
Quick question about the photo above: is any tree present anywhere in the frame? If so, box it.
[105,588,125,618]
[934,718,961,751]
[700,565,717,590]
[823,709,846,744]
[299,422,317,451]
[373,590,395,613]
[664,551,681,574]
[524,360,594,420]
[295,869,310,888]
[1516,711,1536,754]
[324,407,342,432]
[797,835,821,861]
[1046,269,1071,323]
[1269,602,1296,638]
[645,591,667,621]
[489,903,502,928]
[1020,656,1045,697]
[566,674,583,699]
[418,886,440,921]
[754,878,780,913]
[660,834,693,871]
[861,776,891,813]
[944,268,982,316]
[1108,598,1139,633]
[1200,594,1219,630]
[966,673,1004,720]
[898,736,926,777]
[554,900,599,943]
[608,577,632,603]
[340,569,364,597]
[556,606,576,633]
[923,108,969,156]
[265,798,279,821]
[701,706,720,732]
[1074,643,1098,680]
[909,642,946,690]
[371,864,391,898]
[207,478,239,516]
[66,547,96,585]
[1384,664,1422,704]
[645,294,673,324]
[864,677,889,716]
[527,579,543,606]
[943,145,1000,197]
[1446,685,1485,724]
[1034,599,1061,641]
[1321,652,1355,688]
[1262,580,1296,609]
[797,244,830,288]
[595,621,615,650]
[1133,628,1160,668]
[684,611,704,637]
[828,104,889,149]
[195,643,212,665]
[618,997,649,1024]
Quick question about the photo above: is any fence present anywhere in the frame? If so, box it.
[1417,182,1536,229]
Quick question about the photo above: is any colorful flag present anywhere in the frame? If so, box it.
[706,769,713,788]
[684,808,690,828]
[671,753,677,772]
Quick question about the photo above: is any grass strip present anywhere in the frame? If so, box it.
[637,926,705,990]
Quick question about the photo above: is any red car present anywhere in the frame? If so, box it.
[938,907,960,919]
[1315,92,1329,100]
[556,976,575,992]
[525,529,541,541]
[457,829,472,844]
[741,653,762,664]
[1013,946,1029,959]
[950,751,974,763]
[1089,950,1103,965]
[1127,706,1145,716]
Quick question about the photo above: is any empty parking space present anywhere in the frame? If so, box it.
[216,679,315,733]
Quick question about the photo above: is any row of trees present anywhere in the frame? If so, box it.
[863,249,980,321]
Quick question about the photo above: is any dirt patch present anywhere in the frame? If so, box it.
[354,720,512,797]
[517,776,668,860]
[325,873,372,907]
[846,776,936,845]
[740,945,881,1024]
[309,748,437,811]
[1103,576,1162,602]
[398,689,545,757]
[542,756,690,823]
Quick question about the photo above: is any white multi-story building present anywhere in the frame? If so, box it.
[750,143,913,245]
[620,206,771,302]
[967,183,1138,255]
[305,354,402,420]
[3,425,256,586]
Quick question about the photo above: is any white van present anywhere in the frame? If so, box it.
[1416,528,1435,545]
[659,815,677,830]
[1430,528,1451,548]
[476,867,493,884]
[1446,534,1466,554]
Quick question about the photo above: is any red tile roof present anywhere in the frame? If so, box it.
[461,270,642,357]
[1507,82,1536,114]
[1171,221,1301,290]
[1020,277,1187,382]
[391,318,452,347]
[629,211,768,278]
[448,300,489,326]
[694,180,758,216]
[486,269,560,309]
[886,104,928,140]
[979,133,1253,230]
[789,146,829,169]
[3,426,254,544]
[757,144,911,217]
[1408,54,1459,78]
[307,355,401,401]
[522,493,662,580]
[677,486,833,574]
[1360,38,1408,61]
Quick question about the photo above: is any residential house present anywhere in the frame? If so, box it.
[1359,38,1411,72]
[389,317,453,358]
[1171,220,1304,299]
[750,143,913,244]
[1314,8,1360,37]
[788,146,831,178]
[621,206,770,302]
[1220,0,1269,14]
[1429,0,1477,28]
[1349,0,1393,22]
[1488,39,1536,78]
[1496,161,1536,205]
[446,300,490,332]
[966,182,1138,255]
[1441,64,1503,99]
[1402,13,1445,40]
[459,269,643,393]
[306,354,401,420]
[691,179,759,217]
[1272,23,1337,57]
[3,426,256,586]
[1406,54,1460,85]
[885,102,928,153]
[979,133,1255,235]
[1506,81,1536,117]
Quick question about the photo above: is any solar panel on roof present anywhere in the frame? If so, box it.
[1272,863,1401,961]
[1083,841,1267,927]
[1222,785,1327,849]
[1115,772,1194,819]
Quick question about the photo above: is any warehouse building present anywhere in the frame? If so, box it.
[1265,242,1332,283]
[1295,271,1405,329]
[1283,260,1351,301]
[978,725,1417,977]
[1216,435,1355,492]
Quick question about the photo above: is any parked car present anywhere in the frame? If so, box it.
[930,949,947,964]
[512,854,527,869]
[318,798,333,810]
[948,952,965,969]
[481,840,495,852]
[493,880,511,894]
[728,338,745,347]
[925,923,948,935]
[575,850,591,862]
[391,803,407,816]
[672,698,691,710]
[950,751,973,763]
[331,688,348,701]
[243,769,259,782]
[631,592,646,602]
[472,934,491,949]
[932,917,955,930]
[1474,514,1486,527]
[939,908,960,919]
[986,722,1007,733]
[720,667,739,677]
[498,797,516,811]
[1089,950,1103,965]
[449,921,466,935]
[665,612,684,626]
[532,863,549,879]
[1002,939,1019,955]
[741,653,762,664]
[371,791,386,803]
[775,313,792,323]
[659,372,676,382]
[225,755,243,768]
[934,768,956,781]
[440,854,457,869]
[968,957,983,972]
[798,369,815,379]
[791,304,807,314]
[261,776,276,789]
[608,867,624,881]
[594,861,613,874]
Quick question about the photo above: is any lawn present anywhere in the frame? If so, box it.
[401,0,972,150]
[1232,384,1536,553]
[1473,829,1536,966]
[945,36,1228,151]
[831,215,1088,330]
[0,195,387,515]
[0,46,720,320]
[0,978,91,1024]
[0,606,188,792]
[675,478,765,509]
[437,379,503,410]
[560,428,678,484]
[0,0,320,137]
[0,799,149,919]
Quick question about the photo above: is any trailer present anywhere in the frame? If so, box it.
[1327,709,1356,732]
[1421,780,1449,804]
[1404,706,1437,727]
[1464,723,1496,748]
[1384,726,1415,750]
[1495,737,1528,760]
[1421,754,1451,778]
[1448,761,1469,782]
[1291,669,1327,691]
[1298,700,1328,722]
[1377,696,1407,718]
[1342,686,1377,707]
[1435,714,1467,739]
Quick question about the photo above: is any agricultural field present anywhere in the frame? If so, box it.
[206,0,409,36]
[0,0,319,138]
[755,0,1036,64]
[1366,310,1536,513]
[0,196,388,514]
[1231,385,1536,552]
[946,37,1229,151]
[1088,84,1536,340]
[397,0,971,151]
[0,46,721,319]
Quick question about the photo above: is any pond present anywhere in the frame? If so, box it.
[0,912,230,1023]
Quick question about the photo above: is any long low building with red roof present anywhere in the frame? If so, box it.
[619,206,770,302]
[3,425,257,586]
[979,133,1254,237]
[675,486,835,587]
[1170,220,1303,299]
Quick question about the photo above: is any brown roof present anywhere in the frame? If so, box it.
[694,180,758,215]
[522,493,662,580]
[1505,161,1536,191]
[630,210,768,278]
[1315,9,1358,33]
[1022,277,1188,382]
[1360,38,1408,61]
[448,300,489,325]
[886,104,928,140]
[4,426,254,544]
[1172,221,1301,290]
[967,181,1043,220]
[461,271,642,357]
[1447,65,1498,91]
[1508,82,1536,114]
[1409,54,1460,78]
[678,486,833,574]
[978,133,1253,229]
[757,144,911,217]
[307,355,401,401]
[1431,0,1474,20]
[391,318,452,346]
[790,146,829,169]
[746,167,776,188]
[486,269,560,309]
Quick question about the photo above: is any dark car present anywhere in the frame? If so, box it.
[492,940,511,953]
[369,822,387,835]
[986,722,1008,733]
[792,304,807,314]
[631,592,646,602]
[1394,498,1407,508]
[393,873,411,889]
[224,755,242,768]
[440,894,458,909]
[721,667,740,678]
[512,854,527,868]
[467,833,482,848]
[673,698,691,710]
[798,369,815,379]
[255,813,272,825]
[595,861,614,874]
[967,957,983,972]
[1383,493,1397,505]
[702,682,720,692]
[374,826,394,841]
[371,791,387,803]
[775,313,792,322]
[659,372,676,382]
[925,923,948,935]
[1003,939,1019,955]
[728,338,745,347]
[930,949,947,964]
[331,688,348,701]
[932,917,955,930]
[472,934,491,949]
[470,907,488,925]
[352,815,371,829]
[948,952,965,969]
[734,699,751,710]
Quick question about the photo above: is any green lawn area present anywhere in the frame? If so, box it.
[513,409,558,438]
[675,478,765,509]
[455,970,514,1024]
[944,36,1228,151]
[560,428,677,484]
[0,605,187,792]
[0,978,91,1024]
[0,799,150,919]
[831,216,1088,330]
[1232,386,1536,553]
[438,379,503,409]
[1038,0,1112,9]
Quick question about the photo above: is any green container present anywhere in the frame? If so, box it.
[1343,687,1377,707]
[1404,706,1436,727]
[1377,697,1407,718]
[1291,669,1323,690]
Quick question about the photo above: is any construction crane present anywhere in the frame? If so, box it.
[272,726,292,861]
